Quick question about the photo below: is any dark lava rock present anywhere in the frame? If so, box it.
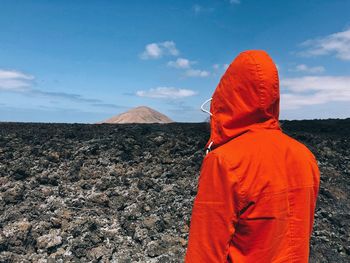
[3,183,25,204]
[0,119,349,262]
[12,167,30,180]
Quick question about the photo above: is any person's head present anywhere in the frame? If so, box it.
[202,50,280,152]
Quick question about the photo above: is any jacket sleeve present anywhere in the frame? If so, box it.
[185,152,241,263]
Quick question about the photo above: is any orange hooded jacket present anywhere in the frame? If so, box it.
[185,50,320,263]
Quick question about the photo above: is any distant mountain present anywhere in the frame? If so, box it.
[97,106,173,124]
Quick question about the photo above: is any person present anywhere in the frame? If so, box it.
[185,50,320,263]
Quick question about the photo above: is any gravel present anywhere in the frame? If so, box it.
[0,120,349,262]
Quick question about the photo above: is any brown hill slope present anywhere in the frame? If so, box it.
[98,106,173,124]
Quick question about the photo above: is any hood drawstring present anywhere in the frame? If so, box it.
[200,98,213,116]
[200,97,214,155]
[206,141,214,155]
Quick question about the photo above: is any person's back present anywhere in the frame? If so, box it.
[185,50,320,263]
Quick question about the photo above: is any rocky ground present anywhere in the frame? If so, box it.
[0,119,349,263]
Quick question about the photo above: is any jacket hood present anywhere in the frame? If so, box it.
[206,50,281,151]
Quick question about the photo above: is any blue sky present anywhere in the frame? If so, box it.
[0,0,350,123]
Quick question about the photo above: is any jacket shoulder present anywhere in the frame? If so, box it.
[279,132,318,164]
[212,129,318,165]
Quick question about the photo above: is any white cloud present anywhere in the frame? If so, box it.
[193,4,202,14]
[0,70,34,80]
[162,41,179,56]
[185,69,210,77]
[290,64,325,74]
[229,0,241,4]
[0,69,34,91]
[140,41,179,60]
[136,87,197,99]
[142,41,210,78]
[213,63,229,71]
[0,69,120,108]
[299,28,350,60]
[192,4,214,15]
[281,75,350,109]
[141,43,162,59]
[167,58,194,69]
[166,57,210,77]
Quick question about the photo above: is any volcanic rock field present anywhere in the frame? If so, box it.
[0,119,349,262]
